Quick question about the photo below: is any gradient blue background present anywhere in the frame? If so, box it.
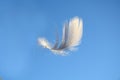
[0,0,120,80]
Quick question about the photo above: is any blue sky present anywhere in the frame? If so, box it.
[0,0,120,80]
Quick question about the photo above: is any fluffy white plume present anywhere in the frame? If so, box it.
[38,16,83,55]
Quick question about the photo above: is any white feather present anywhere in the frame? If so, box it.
[38,16,83,55]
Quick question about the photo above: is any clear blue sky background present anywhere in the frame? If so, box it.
[0,0,120,80]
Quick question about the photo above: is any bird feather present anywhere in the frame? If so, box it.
[38,16,83,55]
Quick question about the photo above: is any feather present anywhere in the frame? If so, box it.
[38,16,83,55]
